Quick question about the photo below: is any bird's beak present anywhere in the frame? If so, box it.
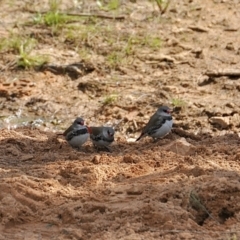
[167,109,173,114]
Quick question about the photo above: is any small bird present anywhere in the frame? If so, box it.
[89,126,115,152]
[136,106,173,142]
[63,117,89,149]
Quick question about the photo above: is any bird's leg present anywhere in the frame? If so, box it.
[93,144,100,152]
[75,146,82,152]
[104,145,112,152]
[153,138,161,143]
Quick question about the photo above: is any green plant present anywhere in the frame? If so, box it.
[49,0,61,12]
[103,94,118,105]
[171,98,186,108]
[144,36,161,49]
[189,190,219,223]
[33,12,72,27]
[0,35,25,53]
[17,52,48,69]
[122,35,161,53]
[17,38,47,68]
[228,234,237,240]
[97,0,120,11]
[32,0,79,30]
[149,0,171,14]
[78,47,92,60]
[124,37,135,55]
[0,35,48,68]
[106,52,124,68]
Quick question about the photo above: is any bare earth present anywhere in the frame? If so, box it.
[0,0,240,239]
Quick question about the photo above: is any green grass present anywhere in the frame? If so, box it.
[171,98,186,108]
[149,0,171,14]
[106,52,126,69]
[33,12,78,28]
[103,94,118,105]
[65,24,101,44]
[123,35,161,52]
[49,0,61,12]
[144,36,161,49]
[32,0,80,30]
[0,35,48,69]
[17,52,48,69]
[104,34,161,68]
[0,34,31,54]
[98,0,120,11]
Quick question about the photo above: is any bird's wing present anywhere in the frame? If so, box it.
[66,128,88,141]
[89,127,102,135]
[90,127,103,140]
[143,114,172,135]
[90,127,114,143]
[63,125,73,137]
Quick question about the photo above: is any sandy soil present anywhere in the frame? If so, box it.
[0,0,240,239]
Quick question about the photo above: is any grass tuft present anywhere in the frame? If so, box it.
[0,35,48,69]
[97,0,120,11]
[103,94,118,105]
[171,98,186,108]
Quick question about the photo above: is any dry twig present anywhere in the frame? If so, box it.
[205,69,240,78]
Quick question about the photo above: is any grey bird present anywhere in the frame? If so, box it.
[63,117,89,149]
[136,106,173,141]
[89,126,115,152]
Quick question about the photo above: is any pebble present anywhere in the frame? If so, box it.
[210,116,230,128]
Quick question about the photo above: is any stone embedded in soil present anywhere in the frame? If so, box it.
[164,137,196,156]
[126,186,143,195]
[20,154,34,161]
[92,155,101,164]
[210,116,230,128]
[123,154,140,164]
[231,114,240,127]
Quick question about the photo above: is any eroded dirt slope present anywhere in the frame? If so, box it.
[0,128,240,239]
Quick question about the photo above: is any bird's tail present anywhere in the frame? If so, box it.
[136,133,144,141]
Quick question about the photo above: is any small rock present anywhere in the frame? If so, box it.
[178,232,194,239]
[225,102,235,108]
[231,114,240,127]
[210,116,230,128]
[126,138,136,143]
[130,11,147,21]
[226,42,235,51]
[126,186,143,195]
[198,76,213,86]
[164,138,196,156]
[92,155,101,164]
[20,154,34,161]
[123,155,139,163]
